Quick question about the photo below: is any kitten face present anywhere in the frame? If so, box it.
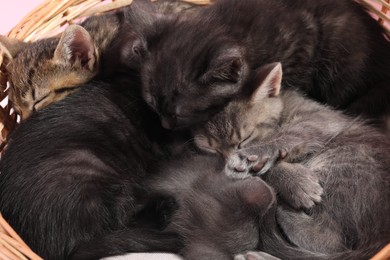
[141,23,247,129]
[193,63,283,158]
[1,25,98,119]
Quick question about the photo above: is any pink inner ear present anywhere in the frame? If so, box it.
[240,178,275,213]
[268,70,282,97]
[69,30,92,68]
[70,44,89,67]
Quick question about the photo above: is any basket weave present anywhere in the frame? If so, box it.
[0,0,389,259]
[0,0,389,151]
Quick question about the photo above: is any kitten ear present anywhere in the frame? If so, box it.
[250,62,282,103]
[119,34,147,66]
[125,0,160,32]
[0,43,13,73]
[238,177,275,214]
[0,36,27,72]
[204,47,244,84]
[53,25,97,71]
[0,36,27,57]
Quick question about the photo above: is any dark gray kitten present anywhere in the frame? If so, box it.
[135,0,390,130]
[193,63,390,259]
[147,154,276,260]
[0,78,186,260]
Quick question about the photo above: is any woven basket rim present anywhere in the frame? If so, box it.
[0,1,389,259]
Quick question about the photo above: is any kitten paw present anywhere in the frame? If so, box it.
[234,251,281,260]
[225,145,286,179]
[288,176,322,209]
[276,163,323,209]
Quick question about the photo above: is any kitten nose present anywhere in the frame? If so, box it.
[161,117,172,129]
[161,116,176,129]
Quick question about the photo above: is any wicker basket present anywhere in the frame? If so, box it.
[0,0,389,149]
[0,0,389,259]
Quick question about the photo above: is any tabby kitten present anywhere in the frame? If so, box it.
[0,0,198,119]
[193,63,390,258]
[135,0,390,130]
[0,76,185,260]
[0,24,100,119]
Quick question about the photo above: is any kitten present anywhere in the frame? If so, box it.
[71,153,278,260]
[0,6,121,119]
[147,154,276,260]
[135,0,390,130]
[0,77,184,260]
[0,24,100,119]
[193,63,390,258]
[0,0,198,120]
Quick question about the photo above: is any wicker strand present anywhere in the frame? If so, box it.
[379,0,390,25]
[0,1,389,259]
[0,214,42,260]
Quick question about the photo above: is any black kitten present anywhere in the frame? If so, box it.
[135,0,390,129]
[0,79,182,260]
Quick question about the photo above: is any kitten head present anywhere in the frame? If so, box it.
[136,10,249,129]
[177,173,276,258]
[0,25,98,119]
[193,62,283,158]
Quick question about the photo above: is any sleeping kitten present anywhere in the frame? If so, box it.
[0,76,186,259]
[0,11,117,119]
[0,0,198,119]
[148,154,275,260]
[72,154,278,260]
[193,63,390,258]
[135,0,390,130]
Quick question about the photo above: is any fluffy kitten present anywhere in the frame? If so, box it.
[72,153,279,260]
[193,63,390,258]
[147,154,275,260]
[0,7,125,119]
[136,0,390,130]
[0,0,198,119]
[0,77,184,260]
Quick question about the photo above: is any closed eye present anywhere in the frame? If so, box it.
[197,145,218,154]
[33,93,50,112]
[238,131,255,149]
[194,135,218,154]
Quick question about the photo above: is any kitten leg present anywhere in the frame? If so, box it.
[225,136,323,178]
[265,162,323,209]
[234,251,281,260]
[226,149,322,209]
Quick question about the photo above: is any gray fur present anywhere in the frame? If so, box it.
[148,154,276,260]
[193,63,390,258]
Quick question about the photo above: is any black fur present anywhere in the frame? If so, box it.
[136,0,390,129]
[0,79,182,259]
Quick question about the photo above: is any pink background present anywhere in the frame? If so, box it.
[0,0,42,35]
[0,1,387,36]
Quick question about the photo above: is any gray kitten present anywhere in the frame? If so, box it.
[147,154,277,260]
[193,63,390,258]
